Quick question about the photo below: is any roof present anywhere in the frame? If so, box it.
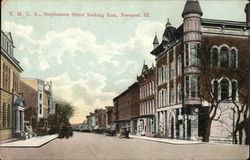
[201,18,248,28]
[113,82,138,101]
[13,96,26,109]
[182,0,203,17]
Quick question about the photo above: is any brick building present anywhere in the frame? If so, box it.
[105,106,115,130]
[19,78,53,135]
[137,63,156,136]
[113,82,139,134]
[95,108,107,130]
[0,30,25,141]
[150,0,249,143]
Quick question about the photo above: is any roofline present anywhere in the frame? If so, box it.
[1,50,23,72]
[113,82,138,101]
[201,18,248,28]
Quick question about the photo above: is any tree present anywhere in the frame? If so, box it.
[195,37,249,143]
[48,99,75,133]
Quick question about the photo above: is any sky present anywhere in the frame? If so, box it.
[1,0,246,124]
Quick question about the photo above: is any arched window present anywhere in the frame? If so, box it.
[211,48,218,67]
[213,80,218,100]
[178,55,182,75]
[149,83,152,95]
[161,66,165,83]
[220,46,229,67]
[158,91,161,107]
[230,48,237,68]
[221,79,229,100]
[232,81,237,101]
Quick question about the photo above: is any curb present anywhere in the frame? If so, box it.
[129,136,204,145]
[0,135,58,148]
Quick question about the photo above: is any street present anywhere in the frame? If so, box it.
[1,132,249,160]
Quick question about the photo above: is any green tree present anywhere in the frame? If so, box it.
[56,99,75,129]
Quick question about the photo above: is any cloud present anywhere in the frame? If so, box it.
[3,20,165,123]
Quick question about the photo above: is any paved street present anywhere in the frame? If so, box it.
[1,132,248,160]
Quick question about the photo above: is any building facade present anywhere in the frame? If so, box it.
[19,78,53,135]
[137,63,156,136]
[0,30,24,141]
[151,0,249,142]
[113,82,140,134]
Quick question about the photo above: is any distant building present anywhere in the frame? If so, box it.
[105,106,115,129]
[95,108,107,130]
[0,30,25,141]
[19,78,53,135]
[137,63,156,136]
[113,82,140,134]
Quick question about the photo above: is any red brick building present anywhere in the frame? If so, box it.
[113,82,139,134]
[95,108,107,130]
[137,63,156,136]
[150,0,249,143]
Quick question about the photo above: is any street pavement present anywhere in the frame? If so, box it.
[0,132,248,160]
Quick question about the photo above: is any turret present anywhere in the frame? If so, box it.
[182,0,203,105]
[153,34,159,49]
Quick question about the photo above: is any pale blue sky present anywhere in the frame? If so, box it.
[2,0,246,123]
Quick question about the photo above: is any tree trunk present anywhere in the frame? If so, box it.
[202,119,212,142]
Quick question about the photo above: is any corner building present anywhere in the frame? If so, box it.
[1,31,24,141]
[151,0,249,141]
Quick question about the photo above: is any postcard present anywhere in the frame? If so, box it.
[1,0,249,160]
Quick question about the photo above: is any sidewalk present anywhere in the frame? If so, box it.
[129,135,204,145]
[0,134,58,148]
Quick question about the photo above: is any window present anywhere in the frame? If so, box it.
[221,79,229,100]
[178,55,182,75]
[232,81,237,101]
[213,80,218,100]
[190,43,198,66]
[231,49,237,68]
[3,103,6,127]
[170,62,174,80]
[7,104,11,127]
[177,84,182,103]
[185,43,189,66]
[161,91,164,107]
[39,93,42,100]
[220,46,229,67]
[185,76,189,98]
[39,104,42,114]
[158,68,161,84]
[170,88,175,104]
[190,75,198,98]
[211,48,218,67]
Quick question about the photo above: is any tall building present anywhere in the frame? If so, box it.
[151,0,249,142]
[19,78,53,135]
[137,63,156,136]
[1,30,24,141]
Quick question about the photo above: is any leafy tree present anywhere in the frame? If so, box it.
[48,98,75,133]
